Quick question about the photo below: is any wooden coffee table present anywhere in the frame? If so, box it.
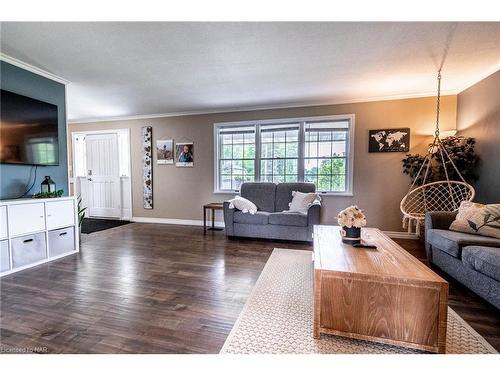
[313,225,448,353]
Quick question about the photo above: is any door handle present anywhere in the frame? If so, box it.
[88,178,92,181]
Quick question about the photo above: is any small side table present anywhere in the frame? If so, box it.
[203,203,224,235]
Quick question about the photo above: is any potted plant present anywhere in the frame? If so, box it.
[77,195,87,242]
[337,205,367,245]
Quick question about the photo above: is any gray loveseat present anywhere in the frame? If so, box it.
[223,182,320,242]
[425,211,500,309]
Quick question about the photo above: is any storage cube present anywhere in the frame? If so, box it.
[48,227,75,257]
[0,240,9,272]
[11,232,47,269]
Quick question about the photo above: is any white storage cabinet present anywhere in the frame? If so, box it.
[0,197,80,276]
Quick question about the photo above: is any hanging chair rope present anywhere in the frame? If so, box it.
[400,69,475,235]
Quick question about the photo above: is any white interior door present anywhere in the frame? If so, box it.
[85,133,121,218]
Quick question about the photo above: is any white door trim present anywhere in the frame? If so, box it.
[71,128,132,220]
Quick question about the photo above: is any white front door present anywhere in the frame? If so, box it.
[85,133,121,218]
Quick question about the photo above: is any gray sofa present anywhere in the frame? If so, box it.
[223,182,320,242]
[425,211,500,309]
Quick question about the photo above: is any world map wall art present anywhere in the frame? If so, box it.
[368,128,410,153]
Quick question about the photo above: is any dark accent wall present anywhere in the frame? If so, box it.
[0,61,68,200]
[457,70,499,203]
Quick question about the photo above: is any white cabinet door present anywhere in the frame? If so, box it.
[0,206,7,239]
[46,200,75,229]
[8,203,45,236]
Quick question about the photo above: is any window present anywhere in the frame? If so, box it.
[218,126,256,191]
[214,115,354,194]
[260,124,299,183]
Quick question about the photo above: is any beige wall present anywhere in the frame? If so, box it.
[69,95,457,231]
[457,70,499,204]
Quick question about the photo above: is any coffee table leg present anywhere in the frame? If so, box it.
[211,208,215,229]
[313,270,321,339]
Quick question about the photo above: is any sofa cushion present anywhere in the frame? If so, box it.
[449,201,500,239]
[462,246,500,282]
[233,211,270,225]
[275,183,315,212]
[268,212,308,227]
[427,229,500,259]
[240,183,276,212]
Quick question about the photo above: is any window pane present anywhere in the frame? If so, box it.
[319,131,332,141]
[318,176,331,192]
[332,174,346,191]
[233,176,244,190]
[233,144,243,159]
[333,131,347,141]
[222,144,232,159]
[261,160,273,175]
[285,159,298,175]
[244,133,255,144]
[220,160,232,174]
[273,143,286,158]
[244,175,255,182]
[243,144,255,158]
[332,158,346,174]
[285,174,298,182]
[221,134,232,144]
[318,142,332,157]
[273,131,286,142]
[332,141,346,156]
[261,174,273,182]
[304,158,318,175]
[261,131,273,143]
[220,175,232,190]
[286,142,298,157]
[286,130,298,142]
[273,159,285,175]
[305,141,318,157]
[232,133,244,144]
[243,159,254,175]
[306,131,318,142]
[261,142,273,158]
[318,159,332,175]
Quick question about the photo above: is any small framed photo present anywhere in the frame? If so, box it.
[176,142,194,167]
[156,139,174,164]
[369,128,410,152]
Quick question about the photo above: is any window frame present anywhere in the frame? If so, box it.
[213,114,355,196]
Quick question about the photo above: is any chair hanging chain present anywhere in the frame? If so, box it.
[435,70,442,137]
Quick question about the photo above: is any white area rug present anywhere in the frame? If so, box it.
[221,248,497,354]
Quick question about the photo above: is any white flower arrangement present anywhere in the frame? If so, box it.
[337,205,367,228]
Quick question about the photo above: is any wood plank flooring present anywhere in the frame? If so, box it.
[0,224,498,353]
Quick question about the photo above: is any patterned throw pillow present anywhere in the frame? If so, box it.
[449,202,500,239]
[228,196,258,214]
[287,191,321,214]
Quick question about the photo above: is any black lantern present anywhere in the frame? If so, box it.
[41,176,56,193]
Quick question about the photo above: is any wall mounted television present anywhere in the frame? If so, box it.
[0,89,59,166]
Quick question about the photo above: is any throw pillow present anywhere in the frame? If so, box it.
[228,196,258,214]
[287,191,320,214]
[449,201,500,239]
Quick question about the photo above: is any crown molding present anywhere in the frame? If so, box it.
[68,89,459,124]
[0,53,71,85]
[457,64,500,94]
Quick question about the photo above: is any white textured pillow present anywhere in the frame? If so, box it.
[228,196,258,214]
[449,201,500,239]
[287,191,320,214]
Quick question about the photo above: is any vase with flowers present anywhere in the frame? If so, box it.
[337,205,367,244]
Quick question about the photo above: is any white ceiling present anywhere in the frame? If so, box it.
[1,22,499,122]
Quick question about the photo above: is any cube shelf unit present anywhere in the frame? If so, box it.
[0,196,80,277]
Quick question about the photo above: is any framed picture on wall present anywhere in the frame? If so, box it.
[156,139,174,164]
[176,142,194,167]
[369,128,410,152]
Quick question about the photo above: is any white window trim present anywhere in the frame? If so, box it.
[213,114,355,196]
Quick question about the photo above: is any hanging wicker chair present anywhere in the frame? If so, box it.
[400,70,475,235]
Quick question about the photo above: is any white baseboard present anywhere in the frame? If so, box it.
[383,231,419,240]
[131,216,225,228]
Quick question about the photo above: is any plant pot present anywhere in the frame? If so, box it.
[340,226,361,245]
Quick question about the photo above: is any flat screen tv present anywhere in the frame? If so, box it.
[0,89,59,166]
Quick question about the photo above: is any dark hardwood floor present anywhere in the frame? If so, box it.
[0,224,498,353]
